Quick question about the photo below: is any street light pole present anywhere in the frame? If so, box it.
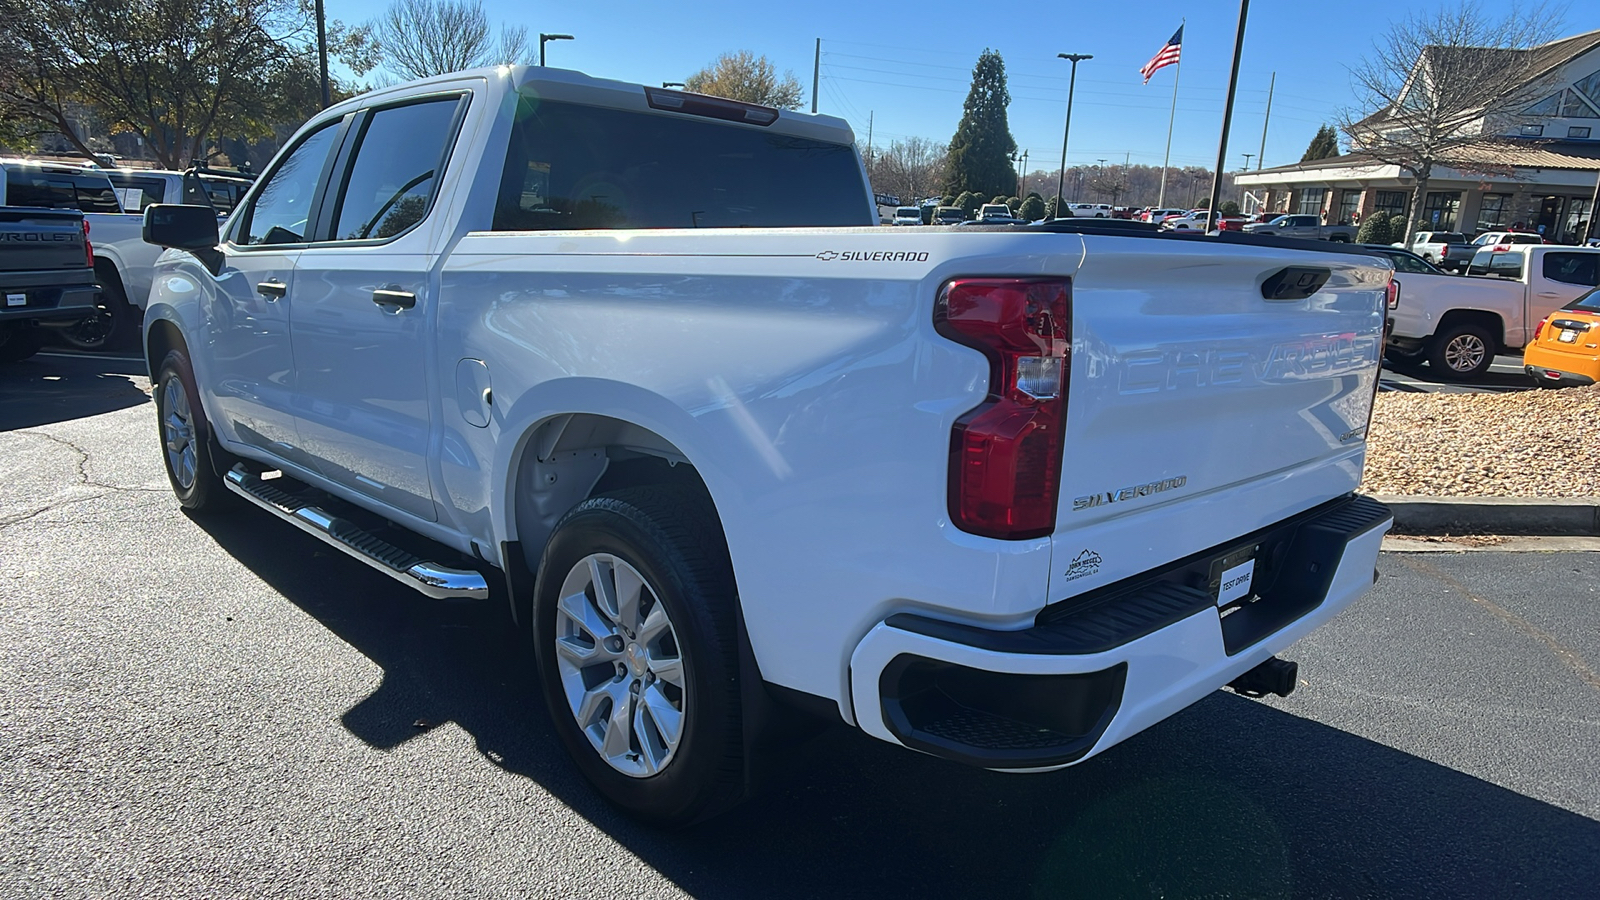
[1054,53,1092,218]
[314,0,330,109]
[539,33,574,67]
[1205,0,1251,230]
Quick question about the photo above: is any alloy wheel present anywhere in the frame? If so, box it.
[161,377,198,489]
[553,553,687,778]
[1443,333,1487,373]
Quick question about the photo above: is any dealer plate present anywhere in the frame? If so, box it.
[5,293,25,307]
[1208,544,1259,608]
[1559,330,1578,343]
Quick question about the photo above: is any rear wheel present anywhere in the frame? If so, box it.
[533,487,749,826]
[0,324,42,363]
[1427,323,1496,380]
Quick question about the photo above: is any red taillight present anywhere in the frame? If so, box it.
[1534,316,1550,341]
[82,218,93,268]
[935,278,1070,540]
[1386,277,1400,309]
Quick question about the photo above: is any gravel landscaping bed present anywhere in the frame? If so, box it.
[1362,384,1600,497]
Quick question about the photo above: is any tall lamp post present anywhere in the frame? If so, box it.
[539,33,574,66]
[1054,53,1092,218]
[314,0,330,109]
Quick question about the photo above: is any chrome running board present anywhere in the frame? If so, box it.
[223,465,489,601]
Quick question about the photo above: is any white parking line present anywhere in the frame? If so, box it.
[37,351,147,364]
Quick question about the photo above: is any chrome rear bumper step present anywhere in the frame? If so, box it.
[223,465,490,601]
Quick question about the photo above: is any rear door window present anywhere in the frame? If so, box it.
[494,96,871,231]
[329,97,463,241]
[1543,252,1600,287]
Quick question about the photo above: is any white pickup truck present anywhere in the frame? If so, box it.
[1383,243,1600,378]
[139,66,1394,824]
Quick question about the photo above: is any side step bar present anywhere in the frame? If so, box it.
[223,466,490,601]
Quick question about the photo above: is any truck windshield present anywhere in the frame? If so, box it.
[493,96,871,230]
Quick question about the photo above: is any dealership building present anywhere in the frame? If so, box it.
[1236,28,1600,243]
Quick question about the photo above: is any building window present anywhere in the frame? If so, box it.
[1571,126,1593,139]
[1374,190,1408,220]
[1337,190,1361,225]
[1521,124,1544,136]
[1297,187,1326,216]
[1563,198,1593,245]
[1475,193,1511,233]
[1422,191,1461,231]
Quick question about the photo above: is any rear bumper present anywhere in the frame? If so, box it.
[849,494,1392,770]
[0,283,100,322]
[1524,363,1596,387]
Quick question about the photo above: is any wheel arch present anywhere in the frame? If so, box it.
[494,390,733,625]
[1435,308,1506,350]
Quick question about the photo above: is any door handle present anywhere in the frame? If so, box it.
[372,286,416,310]
[257,280,288,299]
[1536,291,1561,298]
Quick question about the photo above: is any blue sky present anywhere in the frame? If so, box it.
[330,0,1596,177]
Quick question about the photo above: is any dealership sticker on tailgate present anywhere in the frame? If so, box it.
[6,293,24,307]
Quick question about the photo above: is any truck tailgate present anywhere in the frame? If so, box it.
[1050,237,1387,600]
[0,207,89,272]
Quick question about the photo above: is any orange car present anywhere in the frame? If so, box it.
[1524,288,1600,387]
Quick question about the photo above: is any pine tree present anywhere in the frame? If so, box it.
[1301,125,1342,162]
[943,50,1018,198]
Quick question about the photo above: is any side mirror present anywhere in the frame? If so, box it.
[144,204,222,275]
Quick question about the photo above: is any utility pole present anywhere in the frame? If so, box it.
[1054,53,1093,216]
[1242,153,1254,170]
[812,39,821,114]
[1257,71,1275,170]
[1206,0,1250,230]
[314,0,330,109]
[865,112,874,164]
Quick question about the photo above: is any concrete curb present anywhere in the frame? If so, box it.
[1374,495,1600,536]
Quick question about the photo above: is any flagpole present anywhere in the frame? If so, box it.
[1157,19,1183,210]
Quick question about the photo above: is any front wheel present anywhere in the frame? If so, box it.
[153,348,235,511]
[533,487,749,825]
[1427,323,1496,380]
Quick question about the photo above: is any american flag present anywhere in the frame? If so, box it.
[1140,26,1183,84]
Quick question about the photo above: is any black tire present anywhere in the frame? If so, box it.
[0,324,42,363]
[57,272,136,351]
[1328,234,1350,242]
[153,348,235,511]
[532,486,748,826]
[1427,322,1497,381]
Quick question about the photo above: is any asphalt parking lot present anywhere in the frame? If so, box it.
[1380,352,1535,394]
[2,352,1597,899]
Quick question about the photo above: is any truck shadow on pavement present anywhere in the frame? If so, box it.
[193,511,1600,900]
[0,353,150,430]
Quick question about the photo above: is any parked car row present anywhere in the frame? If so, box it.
[0,157,251,351]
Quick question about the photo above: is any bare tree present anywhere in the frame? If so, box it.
[1338,1,1563,241]
[374,0,531,81]
[683,51,804,110]
[867,137,948,206]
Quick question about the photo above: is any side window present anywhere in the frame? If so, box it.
[70,177,123,213]
[330,98,461,241]
[237,122,341,246]
[5,172,74,208]
[1543,252,1600,287]
[1391,253,1431,274]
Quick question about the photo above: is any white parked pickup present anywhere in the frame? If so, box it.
[1383,243,1600,379]
[139,66,1395,824]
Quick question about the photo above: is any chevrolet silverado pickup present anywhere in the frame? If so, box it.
[0,206,100,362]
[140,66,1395,824]
[1242,214,1357,242]
[1385,243,1600,378]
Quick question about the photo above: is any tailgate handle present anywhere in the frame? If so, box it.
[1261,266,1330,301]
